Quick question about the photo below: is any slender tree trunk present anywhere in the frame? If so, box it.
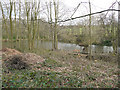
[49,2,54,50]
[54,7,57,49]
[118,2,120,47]
[118,2,120,87]
[32,3,37,49]
[14,2,17,46]
[111,6,117,55]
[37,19,39,49]
[54,21,57,50]
[89,0,92,60]
[46,2,50,40]
[53,0,59,50]
[27,16,31,50]
[19,0,21,49]
[31,14,34,49]
[9,1,13,48]
[25,2,31,50]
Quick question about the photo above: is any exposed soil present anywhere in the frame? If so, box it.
[2,48,45,70]
[1,48,22,58]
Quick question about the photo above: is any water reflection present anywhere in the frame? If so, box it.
[3,40,115,54]
[35,41,114,53]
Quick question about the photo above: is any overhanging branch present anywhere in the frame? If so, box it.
[58,9,120,23]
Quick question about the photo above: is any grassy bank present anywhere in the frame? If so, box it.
[2,45,119,88]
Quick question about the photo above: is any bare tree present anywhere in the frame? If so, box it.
[111,12,117,55]
[18,0,22,48]
[49,1,54,49]
[89,0,92,60]
[25,1,31,50]
[31,0,40,49]
[53,0,59,50]
[14,2,17,44]
[9,0,13,48]
[0,2,9,40]
[118,2,120,64]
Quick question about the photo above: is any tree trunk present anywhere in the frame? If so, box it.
[25,2,31,50]
[0,2,9,40]
[49,2,54,50]
[53,0,59,50]
[9,1,13,48]
[14,2,17,45]
[89,0,92,60]
[118,3,120,87]
[118,2,120,70]
[19,0,21,49]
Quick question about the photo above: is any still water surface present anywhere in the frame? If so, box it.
[3,40,114,53]
[35,41,114,53]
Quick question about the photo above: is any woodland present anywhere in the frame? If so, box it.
[0,0,120,88]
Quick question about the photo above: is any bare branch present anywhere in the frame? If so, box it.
[58,9,120,23]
